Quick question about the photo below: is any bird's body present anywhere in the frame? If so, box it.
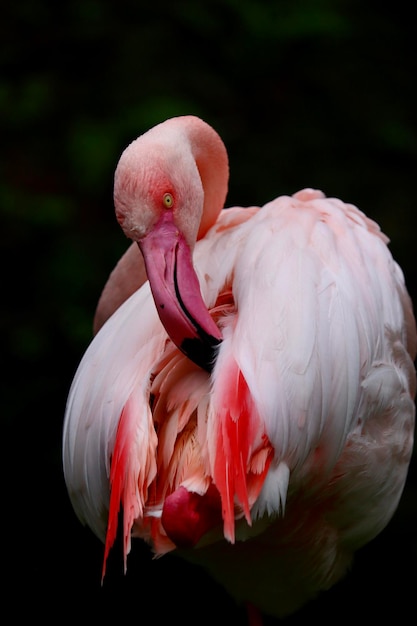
[63,116,416,621]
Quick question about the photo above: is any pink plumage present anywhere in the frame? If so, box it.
[63,116,416,623]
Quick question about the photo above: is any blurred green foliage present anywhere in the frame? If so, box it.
[2,1,416,623]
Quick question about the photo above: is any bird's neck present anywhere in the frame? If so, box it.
[181,116,229,239]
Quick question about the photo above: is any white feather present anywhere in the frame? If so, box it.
[62,282,166,541]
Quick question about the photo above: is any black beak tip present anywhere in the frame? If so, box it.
[180,336,221,372]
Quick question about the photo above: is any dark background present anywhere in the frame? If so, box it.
[3,1,416,623]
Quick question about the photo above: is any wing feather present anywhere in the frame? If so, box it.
[62,283,166,542]
[193,191,416,489]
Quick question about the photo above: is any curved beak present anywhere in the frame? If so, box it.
[138,212,222,372]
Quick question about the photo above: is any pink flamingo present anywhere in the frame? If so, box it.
[63,116,416,623]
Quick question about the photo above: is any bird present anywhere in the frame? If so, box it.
[62,115,416,623]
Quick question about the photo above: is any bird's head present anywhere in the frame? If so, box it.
[112,116,227,371]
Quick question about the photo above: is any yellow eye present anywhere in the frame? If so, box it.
[163,193,174,209]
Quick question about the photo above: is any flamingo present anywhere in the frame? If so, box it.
[63,115,416,622]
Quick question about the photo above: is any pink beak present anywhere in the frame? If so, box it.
[138,212,222,371]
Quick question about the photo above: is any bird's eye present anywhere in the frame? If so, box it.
[163,193,174,209]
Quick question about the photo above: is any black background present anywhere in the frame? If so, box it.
[3,1,416,623]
